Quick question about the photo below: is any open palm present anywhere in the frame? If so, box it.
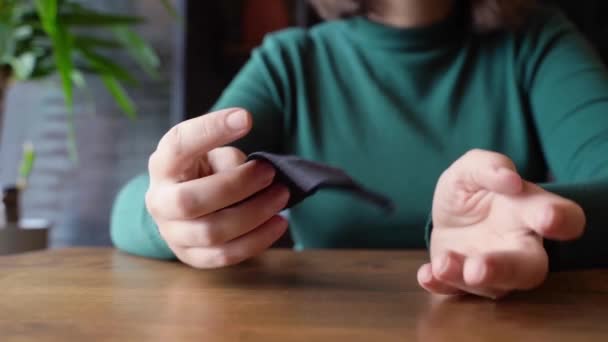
[418,150,586,298]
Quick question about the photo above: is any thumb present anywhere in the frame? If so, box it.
[449,149,523,195]
[517,184,586,241]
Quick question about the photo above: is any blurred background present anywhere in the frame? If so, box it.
[0,0,320,249]
[0,0,606,249]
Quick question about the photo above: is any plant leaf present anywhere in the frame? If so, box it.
[100,73,136,119]
[13,25,33,40]
[78,46,137,84]
[30,54,54,78]
[71,68,85,88]
[35,0,74,108]
[50,22,74,109]
[112,27,159,79]
[0,22,14,63]
[73,35,121,49]
[18,141,36,185]
[34,0,58,34]
[62,12,142,27]
[10,52,35,79]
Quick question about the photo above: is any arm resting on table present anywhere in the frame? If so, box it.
[110,174,175,259]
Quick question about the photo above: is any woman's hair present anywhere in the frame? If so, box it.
[308,0,537,33]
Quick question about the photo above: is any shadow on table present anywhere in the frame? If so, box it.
[416,277,608,341]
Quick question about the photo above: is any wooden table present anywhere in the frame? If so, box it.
[1,248,608,341]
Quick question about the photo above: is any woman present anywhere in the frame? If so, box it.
[111,0,608,299]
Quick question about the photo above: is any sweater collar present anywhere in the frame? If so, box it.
[342,7,468,51]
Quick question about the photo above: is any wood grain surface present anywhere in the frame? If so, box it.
[1,248,608,341]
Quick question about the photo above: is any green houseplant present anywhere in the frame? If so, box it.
[0,0,175,156]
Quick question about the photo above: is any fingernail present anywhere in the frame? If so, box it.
[466,258,487,285]
[440,255,451,274]
[419,267,433,284]
[476,261,488,283]
[226,110,248,131]
[436,254,451,276]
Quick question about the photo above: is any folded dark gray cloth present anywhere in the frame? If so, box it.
[247,152,395,213]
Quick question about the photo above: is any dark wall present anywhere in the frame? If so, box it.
[549,0,608,63]
[175,0,314,121]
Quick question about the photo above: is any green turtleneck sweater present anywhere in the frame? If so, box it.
[111,7,608,269]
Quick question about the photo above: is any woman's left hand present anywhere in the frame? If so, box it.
[418,149,586,299]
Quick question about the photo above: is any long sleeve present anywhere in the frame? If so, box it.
[213,29,309,154]
[110,30,306,257]
[110,174,175,259]
[521,10,608,270]
[424,9,608,270]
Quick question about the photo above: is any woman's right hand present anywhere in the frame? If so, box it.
[145,108,290,269]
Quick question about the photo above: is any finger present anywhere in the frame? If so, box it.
[150,108,252,180]
[149,161,275,219]
[450,149,523,195]
[417,263,462,295]
[207,147,247,172]
[518,184,586,240]
[183,215,289,269]
[463,248,548,291]
[432,251,466,285]
[163,184,290,248]
[474,167,523,195]
[432,251,502,299]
